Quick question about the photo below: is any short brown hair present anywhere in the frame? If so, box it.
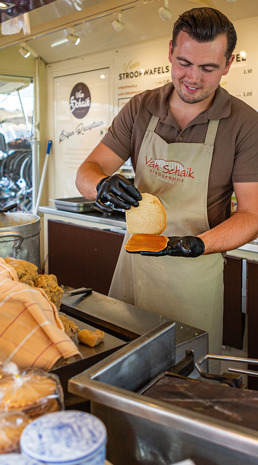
[172,8,237,62]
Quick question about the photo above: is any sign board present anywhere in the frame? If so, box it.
[53,68,109,198]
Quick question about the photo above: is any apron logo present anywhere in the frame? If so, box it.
[145,156,194,181]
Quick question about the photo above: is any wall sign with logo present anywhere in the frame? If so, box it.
[69,82,91,119]
[53,68,109,198]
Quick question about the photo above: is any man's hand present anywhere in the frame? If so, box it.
[140,236,205,257]
[95,174,142,212]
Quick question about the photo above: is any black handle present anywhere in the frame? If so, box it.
[69,287,92,296]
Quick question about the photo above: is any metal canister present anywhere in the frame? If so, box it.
[0,212,40,270]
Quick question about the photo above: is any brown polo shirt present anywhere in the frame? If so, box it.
[102,82,258,228]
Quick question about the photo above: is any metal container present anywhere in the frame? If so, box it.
[54,197,95,213]
[0,212,40,270]
[69,322,258,465]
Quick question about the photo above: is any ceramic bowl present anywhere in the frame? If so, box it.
[20,410,107,465]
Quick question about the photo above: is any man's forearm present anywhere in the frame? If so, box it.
[76,161,106,200]
[199,211,258,254]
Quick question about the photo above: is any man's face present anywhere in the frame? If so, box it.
[169,31,234,105]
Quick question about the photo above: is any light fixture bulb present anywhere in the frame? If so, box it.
[18,46,30,58]
[159,0,172,21]
[111,12,125,32]
[66,27,80,45]
[67,33,80,45]
[0,2,14,9]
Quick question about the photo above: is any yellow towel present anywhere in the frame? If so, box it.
[0,257,82,370]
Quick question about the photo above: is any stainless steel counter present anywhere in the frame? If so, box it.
[39,205,258,256]
[61,290,208,373]
[69,321,258,465]
[39,206,126,232]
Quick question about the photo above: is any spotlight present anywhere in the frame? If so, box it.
[67,33,80,45]
[66,28,80,45]
[111,12,125,32]
[0,2,14,9]
[159,0,172,21]
[18,46,30,58]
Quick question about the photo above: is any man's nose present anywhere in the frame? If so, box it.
[186,66,201,82]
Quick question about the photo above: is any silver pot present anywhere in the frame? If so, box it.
[0,212,41,270]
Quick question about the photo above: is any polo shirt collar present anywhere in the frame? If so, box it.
[148,82,232,125]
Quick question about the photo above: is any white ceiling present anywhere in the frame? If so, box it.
[2,0,258,64]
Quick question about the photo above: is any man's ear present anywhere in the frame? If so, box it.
[168,39,173,63]
[223,54,235,76]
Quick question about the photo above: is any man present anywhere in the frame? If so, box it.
[76,8,258,357]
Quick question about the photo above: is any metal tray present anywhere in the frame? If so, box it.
[51,312,126,406]
[54,197,95,213]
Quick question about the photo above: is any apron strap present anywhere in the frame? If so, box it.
[146,114,159,133]
[205,120,219,146]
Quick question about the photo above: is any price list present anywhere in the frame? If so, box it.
[221,17,258,110]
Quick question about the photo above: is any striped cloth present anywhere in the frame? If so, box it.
[0,257,82,370]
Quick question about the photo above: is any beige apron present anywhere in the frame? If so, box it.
[109,115,224,357]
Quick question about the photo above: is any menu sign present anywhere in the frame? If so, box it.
[113,38,171,113]
[221,16,258,110]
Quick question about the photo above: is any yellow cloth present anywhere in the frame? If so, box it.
[0,257,82,370]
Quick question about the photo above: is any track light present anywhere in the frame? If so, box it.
[66,28,80,45]
[0,2,14,9]
[19,46,30,58]
[18,42,38,58]
[159,0,172,21]
[111,12,125,32]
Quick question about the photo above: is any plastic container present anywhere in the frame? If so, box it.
[20,410,107,465]
[0,365,64,419]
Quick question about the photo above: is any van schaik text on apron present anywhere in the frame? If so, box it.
[109,115,224,358]
[145,155,195,184]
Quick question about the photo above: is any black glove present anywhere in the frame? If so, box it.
[140,236,205,258]
[95,174,142,212]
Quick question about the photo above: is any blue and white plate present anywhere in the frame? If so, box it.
[20,411,107,464]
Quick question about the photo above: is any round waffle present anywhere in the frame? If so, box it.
[125,193,167,235]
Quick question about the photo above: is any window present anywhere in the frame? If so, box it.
[0,77,34,212]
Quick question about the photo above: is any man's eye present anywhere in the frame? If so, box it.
[202,67,214,73]
[179,62,190,67]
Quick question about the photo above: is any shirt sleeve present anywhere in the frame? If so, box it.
[232,108,258,183]
[101,96,139,162]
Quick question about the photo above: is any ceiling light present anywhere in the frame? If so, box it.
[159,0,172,21]
[18,42,38,58]
[0,2,15,9]
[51,38,69,48]
[111,12,125,32]
[66,27,80,45]
[18,46,30,58]
[67,33,80,45]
